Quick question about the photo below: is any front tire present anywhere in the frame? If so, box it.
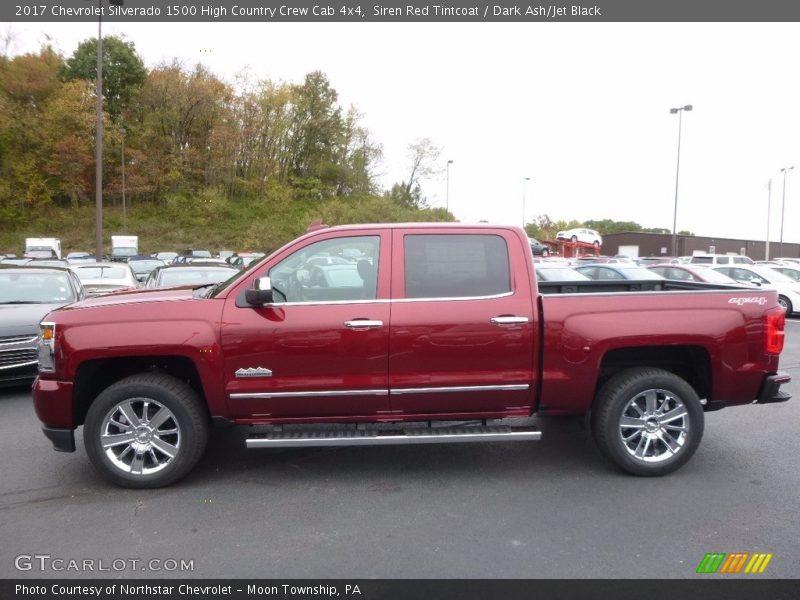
[591,367,704,476]
[778,295,792,315]
[84,373,209,488]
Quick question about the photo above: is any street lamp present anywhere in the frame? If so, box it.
[95,0,125,261]
[522,177,531,229]
[669,104,692,257]
[120,127,126,234]
[446,159,453,215]
[765,179,772,261]
[779,165,794,257]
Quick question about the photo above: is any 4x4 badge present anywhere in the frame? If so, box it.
[235,367,273,378]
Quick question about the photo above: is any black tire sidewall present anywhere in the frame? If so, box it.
[593,368,704,476]
[778,295,792,315]
[84,375,208,488]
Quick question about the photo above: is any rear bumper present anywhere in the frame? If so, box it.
[756,372,792,405]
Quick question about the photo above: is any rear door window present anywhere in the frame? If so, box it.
[403,234,510,299]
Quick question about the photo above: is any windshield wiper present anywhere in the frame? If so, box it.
[2,301,44,304]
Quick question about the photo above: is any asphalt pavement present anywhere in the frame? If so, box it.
[1,321,799,579]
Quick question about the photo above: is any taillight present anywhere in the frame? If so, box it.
[765,308,785,354]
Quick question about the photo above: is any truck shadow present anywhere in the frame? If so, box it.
[190,416,614,486]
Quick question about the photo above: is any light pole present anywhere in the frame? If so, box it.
[766,179,772,261]
[522,177,530,230]
[445,159,453,215]
[780,166,794,257]
[669,104,692,257]
[94,0,125,261]
[120,127,127,234]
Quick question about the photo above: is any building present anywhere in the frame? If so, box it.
[601,232,800,261]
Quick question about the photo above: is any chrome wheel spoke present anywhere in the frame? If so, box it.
[149,407,172,429]
[623,429,641,442]
[644,390,658,414]
[102,432,136,448]
[655,430,680,455]
[634,435,650,458]
[118,401,141,427]
[664,424,687,433]
[660,406,688,424]
[109,419,130,431]
[620,416,646,429]
[151,437,178,459]
[130,451,146,475]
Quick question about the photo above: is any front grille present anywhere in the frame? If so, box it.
[0,348,38,369]
[0,334,38,346]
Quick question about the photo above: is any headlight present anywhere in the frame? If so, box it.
[37,322,56,373]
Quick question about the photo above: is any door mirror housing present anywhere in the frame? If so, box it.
[245,276,274,305]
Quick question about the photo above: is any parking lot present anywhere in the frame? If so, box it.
[0,320,798,579]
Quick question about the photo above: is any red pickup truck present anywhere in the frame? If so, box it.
[32,224,791,488]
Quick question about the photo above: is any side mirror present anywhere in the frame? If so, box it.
[749,278,762,286]
[245,276,274,305]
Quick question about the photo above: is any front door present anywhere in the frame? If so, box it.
[221,232,391,419]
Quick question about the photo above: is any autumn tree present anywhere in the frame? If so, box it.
[389,138,442,209]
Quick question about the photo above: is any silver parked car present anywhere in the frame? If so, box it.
[0,266,85,386]
[144,264,238,288]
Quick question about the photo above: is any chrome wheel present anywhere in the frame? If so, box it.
[618,388,688,463]
[101,398,181,475]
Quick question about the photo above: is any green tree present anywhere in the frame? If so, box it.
[61,36,147,120]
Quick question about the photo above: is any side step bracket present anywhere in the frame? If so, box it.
[246,425,541,449]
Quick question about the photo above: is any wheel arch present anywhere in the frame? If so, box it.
[595,345,711,406]
[73,355,208,426]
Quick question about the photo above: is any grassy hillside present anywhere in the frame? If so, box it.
[0,188,451,257]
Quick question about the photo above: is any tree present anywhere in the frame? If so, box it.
[389,138,441,209]
[61,36,147,120]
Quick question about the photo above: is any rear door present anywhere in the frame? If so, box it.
[388,228,536,417]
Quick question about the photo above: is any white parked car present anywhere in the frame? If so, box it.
[711,264,800,314]
[690,254,754,266]
[555,228,602,247]
[70,262,139,296]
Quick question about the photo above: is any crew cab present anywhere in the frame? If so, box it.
[32,224,791,488]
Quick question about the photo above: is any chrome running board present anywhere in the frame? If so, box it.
[246,425,541,448]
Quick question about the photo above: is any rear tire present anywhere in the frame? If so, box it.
[541,249,549,257]
[84,373,209,488]
[591,367,704,476]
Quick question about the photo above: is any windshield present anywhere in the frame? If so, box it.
[128,260,164,273]
[751,266,795,283]
[74,266,128,280]
[536,267,590,281]
[112,247,137,256]
[617,267,665,280]
[0,272,75,304]
[692,268,739,284]
[159,268,237,287]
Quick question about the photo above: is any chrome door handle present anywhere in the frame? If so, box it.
[490,316,530,325]
[344,320,384,329]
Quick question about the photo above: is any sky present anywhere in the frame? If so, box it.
[5,21,800,242]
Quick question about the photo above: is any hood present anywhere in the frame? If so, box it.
[0,303,65,336]
[60,287,197,311]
